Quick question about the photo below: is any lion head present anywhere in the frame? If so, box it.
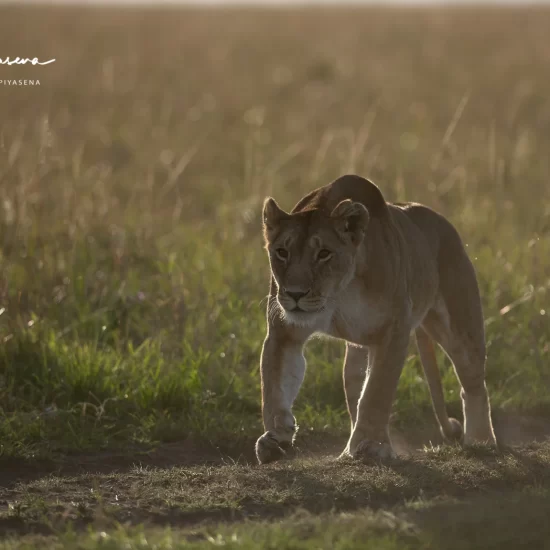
[262,197,369,326]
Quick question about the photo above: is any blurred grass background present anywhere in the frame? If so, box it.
[0,5,549,458]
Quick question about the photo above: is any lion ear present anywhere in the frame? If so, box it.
[263,197,290,234]
[331,199,370,244]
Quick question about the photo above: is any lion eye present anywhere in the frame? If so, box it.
[317,249,332,261]
[275,248,289,260]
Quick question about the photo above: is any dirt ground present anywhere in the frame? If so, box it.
[0,411,548,540]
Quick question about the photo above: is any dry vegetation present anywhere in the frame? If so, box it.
[0,4,549,548]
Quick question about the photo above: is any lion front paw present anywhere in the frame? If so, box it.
[255,432,294,465]
[351,440,396,463]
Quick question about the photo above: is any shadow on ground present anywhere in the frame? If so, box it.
[0,410,548,490]
[0,413,548,538]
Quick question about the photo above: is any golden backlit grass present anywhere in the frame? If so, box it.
[0,5,549,546]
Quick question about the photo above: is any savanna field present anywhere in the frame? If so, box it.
[0,4,549,548]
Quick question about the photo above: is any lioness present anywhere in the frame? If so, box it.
[256,174,496,464]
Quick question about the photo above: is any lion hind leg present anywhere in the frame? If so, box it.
[432,232,497,446]
[422,306,496,446]
[415,327,463,442]
[447,342,496,446]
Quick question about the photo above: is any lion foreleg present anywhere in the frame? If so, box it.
[344,325,410,461]
[256,334,306,464]
[343,344,369,430]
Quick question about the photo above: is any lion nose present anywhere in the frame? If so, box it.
[286,290,309,302]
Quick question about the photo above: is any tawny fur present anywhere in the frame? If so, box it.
[256,174,496,464]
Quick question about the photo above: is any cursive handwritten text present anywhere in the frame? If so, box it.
[0,57,56,66]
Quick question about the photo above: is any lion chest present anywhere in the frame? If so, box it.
[327,286,388,346]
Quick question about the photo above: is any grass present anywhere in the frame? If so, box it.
[0,3,549,547]
[1,443,550,548]
[5,497,550,550]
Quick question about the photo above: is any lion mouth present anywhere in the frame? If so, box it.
[277,298,326,316]
[283,304,323,316]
